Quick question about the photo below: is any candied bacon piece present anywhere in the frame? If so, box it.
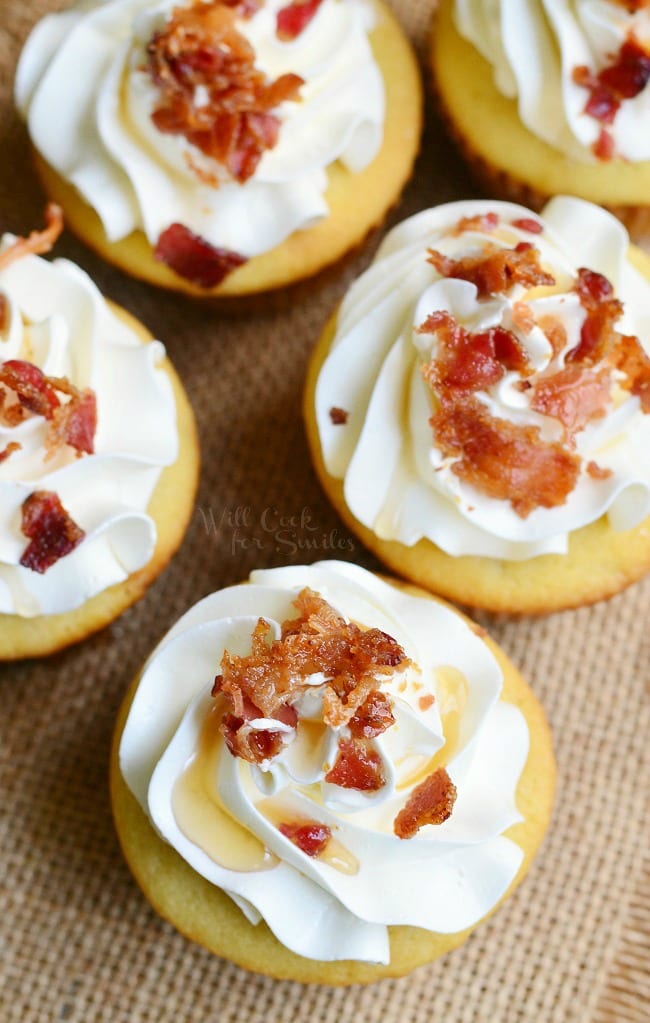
[450,212,499,236]
[568,268,623,365]
[45,388,98,459]
[276,0,324,41]
[427,242,555,298]
[0,204,63,273]
[511,217,543,234]
[20,490,85,574]
[325,739,385,792]
[329,406,348,425]
[393,767,457,839]
[587,460,613,480]
[430,395,580,518]
[0,441,21,464]
[348,690,395,739]
[155,223,247,287]
[531,365,611,437]
[0,360,60,419]
[573,36,650,159]
[147,2,303,184]
[217,589,408,726]
[279,821,331,856]
[418,310,531,394]
[611,334,650,412]
[418,693,435,711]
[220,712,286,763]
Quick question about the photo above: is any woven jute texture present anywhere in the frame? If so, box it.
[1,2,649,1021]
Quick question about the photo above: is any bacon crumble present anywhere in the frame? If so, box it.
[419,310,531,394]
[511,217,543,234]
[0,441,21,464]
[154,223,248,287]
[20,491,85,574]
[450,212,499,236]
[393,767,457,839]
[276,0,324,41]
[427,242,555,298]
[0,360,97,459]
[573,36,650,159]
[279,820,332,856]
[214,588,408,770]
[329,406,348,425]
[147,1,303,184]
[324,738,386,792]
[0,204,64,273]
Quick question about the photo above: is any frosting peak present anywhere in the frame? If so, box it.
[120,561,529,963]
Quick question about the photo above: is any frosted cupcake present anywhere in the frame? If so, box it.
[305,197,650,613]
[432,0,650,244]
[112,561,555,984]
[16,0,422,297]
[0,207,199,659]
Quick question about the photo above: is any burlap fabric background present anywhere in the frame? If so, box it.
[1,2,648,1020]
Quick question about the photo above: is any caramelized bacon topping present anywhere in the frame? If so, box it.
[0,204,64,273]
[587,460,613,480]
[0,441,21,464]
[154,223,247,287]
[393,767,457,839]
[531,365,611,437]
[430,395,580,518]
[325,738,386,791]
[348,690,395,739]
[20,490,85,574]
[214,588,407,768]
[611,333,650,412]
[573,37,650,158]
[0,360,97,458]
[279,821,331,856]
[511,217,543,234]
[451,212,499,236]
[427,242,555,298]
[147,1,303,184]
[329,406,349,425]
[276,0,324,41]
[419,310,531,394]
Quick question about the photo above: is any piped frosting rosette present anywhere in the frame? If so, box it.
[16,0,385,261]
[119,561,529,964]
[0,231,178,616]
[454,0,650,162]
[315,197,650,561]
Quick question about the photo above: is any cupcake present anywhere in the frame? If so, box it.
[432,0,650,244]
[112,561,555,984]
[305,197,650,614]
[16,0,422,298]
[0,206,199,660]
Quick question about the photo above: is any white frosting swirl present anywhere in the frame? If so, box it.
[0,241,178,616]
[16,0,385,257]
[454,0,650,162]
[315,197,650,560]
[119,561,529,964]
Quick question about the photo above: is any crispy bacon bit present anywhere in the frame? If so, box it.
[45,388,97,459]
[427,242,555,298]
[155,223,247,287]
[329,406,348,425]
[215,588,407,765]
[147,1,303,184]
[512,301,536,335]
[568,268,622,365]
[430,395,580,518]
[451,212,499,236]
[538,314,568,358]
[221,712,286,762]
[512,217,543,234]
[611,333,650,412]
[531,365,611,437]
[0,204,64,273]
[593,128,615,160]
[419,311,531,394]
[0,441,21,464]
[573,37,650,159]
[19,490,85,574]
[0,360,60,419]
[325,738,385,792]
[279,821,332,856]
[418,693,435,711]
[587,460,613,480]
[348,690,395,739]
[276,0,324,41]
[393,767,457,839]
